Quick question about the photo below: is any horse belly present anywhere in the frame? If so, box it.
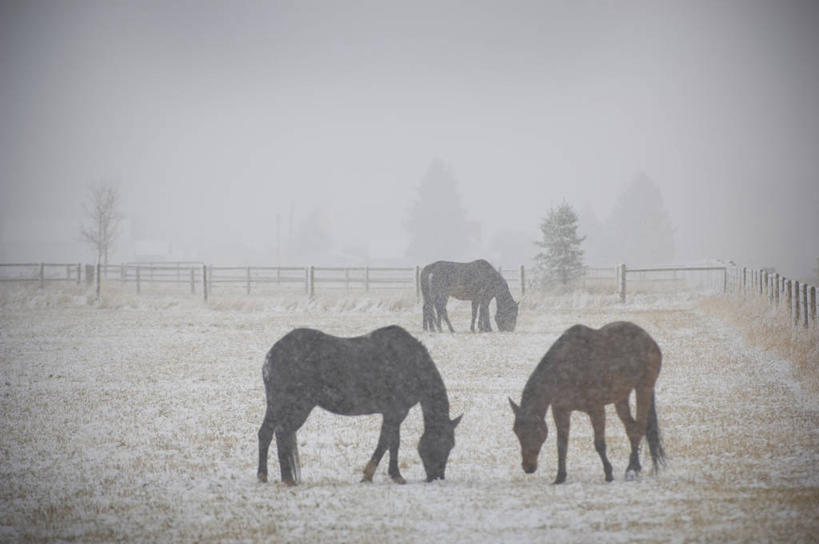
[318,397,381,417]
[448,285,472,300]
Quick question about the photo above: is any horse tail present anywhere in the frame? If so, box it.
[645,391,666,472]
[420,265,435,331]
[291,436,301,484]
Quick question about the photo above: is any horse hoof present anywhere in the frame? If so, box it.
[625,469,638,481]
[392,476,407,485]
[258,473,268,483]
[360,476,373,483]
[283,478,297,487]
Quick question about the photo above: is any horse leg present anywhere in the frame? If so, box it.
[386,410,410,483]
[275,404,312,485]
[362,414,392,482]
[438,298,455,333]
[480,300,492,332]
[589,405,613,482]
[433,298,445,332]
[615,397,642,479]
[552,407,571,484]
[470,300,479,332]
[257,403,279,482]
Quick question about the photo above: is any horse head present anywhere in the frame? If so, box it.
[509,397,547,473]
[496,301,519,332]
[417,415,462,481]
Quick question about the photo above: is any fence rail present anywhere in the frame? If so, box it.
[0,263,82,287]
[0,260,749,303]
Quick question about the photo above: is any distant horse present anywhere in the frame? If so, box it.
[420,259,519,333]
[257,325,462,485]
[509,321,665,483]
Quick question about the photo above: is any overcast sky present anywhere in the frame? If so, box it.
[1,0,817,277]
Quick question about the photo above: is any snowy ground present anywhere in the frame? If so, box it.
[1,286,817,542]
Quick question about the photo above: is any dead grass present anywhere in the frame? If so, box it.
[698,295,819,395]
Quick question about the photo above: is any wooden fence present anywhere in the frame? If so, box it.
[729,265,818,329]
[0,263,83,288]
[615,265,729,303]
[1,261,738,301]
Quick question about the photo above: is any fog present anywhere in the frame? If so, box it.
[1,1,817,278]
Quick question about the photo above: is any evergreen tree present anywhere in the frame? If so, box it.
[405,159,475,262]
[534,202,585,286]
[607,173,675,265]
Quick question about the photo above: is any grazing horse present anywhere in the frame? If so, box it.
[420,259,519,333]
[257,325,462,485]
[509,321,665,483]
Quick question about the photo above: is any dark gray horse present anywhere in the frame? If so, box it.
[257,325,462,485]
[509,321,665,484]
[421,259,519,332]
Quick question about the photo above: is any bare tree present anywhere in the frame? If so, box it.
[80,183,122,265]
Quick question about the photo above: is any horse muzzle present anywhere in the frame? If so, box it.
[522,461,538,474]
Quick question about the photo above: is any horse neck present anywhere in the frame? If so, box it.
[494,280,515,309]
[520,366,553,421]
[419,372,451,429]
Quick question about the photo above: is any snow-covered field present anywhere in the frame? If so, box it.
[1,287,817,542]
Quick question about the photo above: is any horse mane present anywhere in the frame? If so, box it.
[414,342,451,429]
[375,325,451,428]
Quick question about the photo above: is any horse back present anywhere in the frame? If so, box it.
[539,322,661,409]
[263,326,429,415]
[425,259,504,300]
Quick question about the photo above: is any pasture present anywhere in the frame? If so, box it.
[1,286,817,542]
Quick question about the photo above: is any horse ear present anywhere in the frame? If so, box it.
[508,397,519,415]
[451,414,463,429]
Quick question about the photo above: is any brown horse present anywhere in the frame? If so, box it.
[509,321,665,483]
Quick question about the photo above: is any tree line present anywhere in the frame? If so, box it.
[81,161,675,285]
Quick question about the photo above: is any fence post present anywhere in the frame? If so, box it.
[520,264,526,296]
[786,279,792,319]
[802,283,809,328]
[136,265,141,294]
[774,273,780,306]
[794,281,801,326]
[190,268,195,295]
[810,286,816,328]
[365,266,370,292]
[95,261,101,298]
[203,265,208,302]
[415,266,421,303]
[618,264,627,303]
[722,266,728,295]
[76,263,81,285]
[304,267,309,294]
[39,263,44,289]
[309,266,315,298]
